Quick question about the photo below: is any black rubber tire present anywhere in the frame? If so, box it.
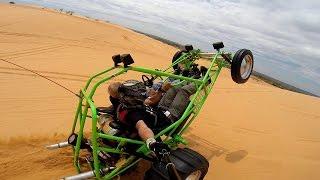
[172,50,187,71]
[231,49,254,84]
[144,148,209,180]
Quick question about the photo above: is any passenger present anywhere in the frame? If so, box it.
[100,65,207,153]
[157,83,196,121]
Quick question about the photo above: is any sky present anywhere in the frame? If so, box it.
[3,0,320,96]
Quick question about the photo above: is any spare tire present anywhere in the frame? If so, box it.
[172,50,187,71]
[231,49,254,84]
[144,148,209,180]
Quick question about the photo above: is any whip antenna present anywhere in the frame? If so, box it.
[0,58,80,98]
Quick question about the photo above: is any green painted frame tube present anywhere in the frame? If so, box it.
[162,52,221,139]
[71,92,83,134]
[81,90,102,178]
[163,52,190,72]
[73,102,88,172]
[103,156,139,179]
[129,66,203,85]
[178,66,223,135]
[70,48,230,179]
[177,53,223,135]
[84,66,116,91]
[98,133,145,145]
[98,147,127,154]
[72,66,117,135]
[88,69,128,98]
[72,69,127,176]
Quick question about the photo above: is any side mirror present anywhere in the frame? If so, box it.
[112,54,121,67]
[212,42,224,51]
[121,54,134,68]
[112,54,135,67]
[184,44,193,52]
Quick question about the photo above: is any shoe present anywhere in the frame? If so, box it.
[144,91,162,106]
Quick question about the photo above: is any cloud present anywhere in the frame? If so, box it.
[13,0,320,95]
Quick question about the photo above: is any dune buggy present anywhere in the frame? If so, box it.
[47,42,254,180]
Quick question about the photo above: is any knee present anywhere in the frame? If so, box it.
[181,84,196,95]
[108,82,121,98]
[136,120,154,140]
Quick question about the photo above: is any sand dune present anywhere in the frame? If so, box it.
[0,3,320,180]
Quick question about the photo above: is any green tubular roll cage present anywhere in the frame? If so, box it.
[70,49,231,179]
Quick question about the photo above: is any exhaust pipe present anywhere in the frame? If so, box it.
[46,133,89,150]
[46,141,70,150]
[62,167,115,180]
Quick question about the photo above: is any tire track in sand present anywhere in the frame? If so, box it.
[0,44,65,59]
[0,66,127,83]
[0,71,88,82]
[0,66,90,78]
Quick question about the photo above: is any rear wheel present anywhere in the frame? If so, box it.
[144,148,209,180]
[231,49,254,84]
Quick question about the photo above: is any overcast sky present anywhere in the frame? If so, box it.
[7,0,320,96]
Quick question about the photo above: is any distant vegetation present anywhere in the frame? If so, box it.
[57,8,74,15]
[133,30,184,49]
[251,71,318,97]
[9,1,15,4]
[66,11,74,15]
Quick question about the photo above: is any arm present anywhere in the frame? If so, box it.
[144,82,173,106]
[136,120,170,157]
[136,120,154,141]
[136,120,157,149]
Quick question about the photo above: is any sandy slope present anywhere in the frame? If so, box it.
[0,3,319,180]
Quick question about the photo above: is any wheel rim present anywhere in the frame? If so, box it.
[186,170,202,180]
[240,54,253,79]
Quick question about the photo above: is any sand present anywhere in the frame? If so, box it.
[0,3,320,180]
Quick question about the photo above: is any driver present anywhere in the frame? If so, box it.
[101,80,197,153]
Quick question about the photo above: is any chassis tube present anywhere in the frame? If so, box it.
[63,167,115,180]
[129,66,203,85]
[199,52,231,60]
[46,141,69,150]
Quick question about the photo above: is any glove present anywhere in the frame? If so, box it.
[182,69,190,77]
[149,142,170,159]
